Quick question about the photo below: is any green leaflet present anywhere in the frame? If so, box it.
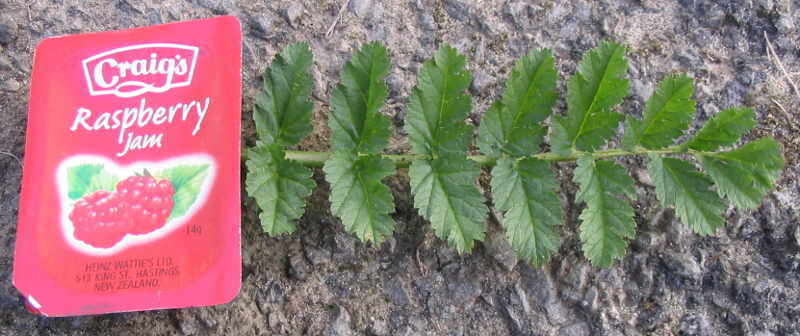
[648,155,725,235]
[623,75,696,150]
[491,158,561,266]
[323,153,395,243]
[574,156,636,267]
[699,138,784,209]
[329,42,392,154]
[409,155,487,253]
[159,165,210,220]
[478,49,558,157]
[246,144,315,235]
[685,107,755,151]
[253,43,315,146]
[551,41,629,155]
[405,45,473,156]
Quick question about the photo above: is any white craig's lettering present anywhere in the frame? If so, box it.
[93,53,188,89]
[82,44,199,98]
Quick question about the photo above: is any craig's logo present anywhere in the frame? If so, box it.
[82,43,199,98]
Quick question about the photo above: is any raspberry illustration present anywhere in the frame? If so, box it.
[70,175,175,248]
[70,190,131,248]
[116,176,175,234]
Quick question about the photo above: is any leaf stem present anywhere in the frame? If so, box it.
[282,146,691,168]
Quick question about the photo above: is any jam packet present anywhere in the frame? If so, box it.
[13,16,242,316]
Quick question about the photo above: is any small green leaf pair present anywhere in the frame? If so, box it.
[246,43,316,235]
[248,42,396,242]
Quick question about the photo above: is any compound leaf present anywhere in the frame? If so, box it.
[324,152,396,243]
[685,107,755,151]
[699,138,784,209]
[253,43,315,146]
[478,49,558,157]
[551,41,629,155]
[491,157,562,266]
[574,156,636,267]
[329,42,392,154]
[246,144,315,235]
[405,45,473,156]
[648,155,725,235]
[623,75,695,150]
[409,155,487,253]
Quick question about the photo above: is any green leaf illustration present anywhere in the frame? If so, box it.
[160,164,210,220]
[67,164,121,200]
[67,164,105,199]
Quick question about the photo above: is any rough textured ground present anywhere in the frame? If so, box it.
[2,0,800,335]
